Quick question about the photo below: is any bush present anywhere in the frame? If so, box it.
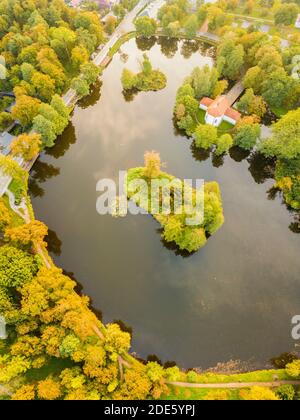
[276,385,295,401]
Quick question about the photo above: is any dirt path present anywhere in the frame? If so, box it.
[166,380,300,389]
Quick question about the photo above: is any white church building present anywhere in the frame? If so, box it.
[200,96,241,127]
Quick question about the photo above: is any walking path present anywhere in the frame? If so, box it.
[166,380,300,389]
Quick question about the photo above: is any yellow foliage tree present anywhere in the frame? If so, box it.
[240,386,279,400]
[12,384,36,400]
[144,150,161,179]
[10,133,42,161]
[37,378,62,400]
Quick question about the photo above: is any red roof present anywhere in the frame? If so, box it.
[200,97,214,107]
[207,96,230,118]
[224,107,241,121]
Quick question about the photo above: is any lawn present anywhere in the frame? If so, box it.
[196,109,234,134]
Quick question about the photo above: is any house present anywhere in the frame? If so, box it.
[295,14,300,29]
[200,96,241,127]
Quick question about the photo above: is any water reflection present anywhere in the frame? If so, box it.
[190,142,211,162]
[247,152,275,184]
[135,36,157,51]
[46,229,62,256]
[229,145,250,162]
[46,122,77,159]
[77,79,102,109]
[157,36,179,58]
[212,152,225,168]
[29,161,60,197]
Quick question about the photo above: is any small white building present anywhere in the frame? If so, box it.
[200,96,241,127]
[295,14,300,29]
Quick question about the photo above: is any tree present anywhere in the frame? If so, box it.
[105,15,118,35]
[274,3,299,25]
[5,220,48,250]
[237,88,267,118]
[71,46,89,70]
[234,120,261,150]
[141,53,152,76]
[188,65,219,99]
[285,360,300,378]
[0,200,11,230]
[32,115,56,148]
[275,384,295,401]
[11,95,40,128]
[261,68,292,108]
[178,95,198,117]
[194,124,218,149]
[215,133,233,155]
[12,384,36,400]
[243,66,265,94]
[0,112,13,131]
[50,27,77,61]
[0,154,28,192]
[183,14,198,39]
[31,71,55,103]
[217,40,245,80]
[259,108,300,159]
[71,77,90,98]
[10,133,41,161]
[240,386,279,400]
[144,151,161,178]
[37,379,62,400]
[135,16,157,38]
[0,245,39,288]
[121,68,137,90]
[81,62,101,85]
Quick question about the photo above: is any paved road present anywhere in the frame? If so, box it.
[63,0,148,106]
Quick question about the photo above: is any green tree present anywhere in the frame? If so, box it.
[234,120,261,150]
[0,245,39,288]
[194,124,218,149]
[217,40,245,81]
[135,16,157,38]
[121,68,137,90]
[215,133,233,155]
[183,14,198,39]
[32,114,56,148]
[274,3,299,25]
[259,109,300,159]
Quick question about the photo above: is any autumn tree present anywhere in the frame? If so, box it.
[11,95,40,128]
[10,133,41,161]
[144,150,162,178]
[37,379,62,400]
[5,220,48,250]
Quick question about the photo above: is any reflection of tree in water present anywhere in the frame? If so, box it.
[247,151,275,184]
[135,36,157,51]
[180,40,201,59]
[29,160,60,197]
[77,79,102,110]
[212,152,225,168]
[289,212,300,234]
[46,122,76,159]
[160,235,195,258]
[157,36,178,58]
[229,145,250,162]
[122,88,139,102]
[45,229,62,256]
[200,43,216,59]
[190,141,210,162]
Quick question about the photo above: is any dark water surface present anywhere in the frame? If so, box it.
[30,38,300,369]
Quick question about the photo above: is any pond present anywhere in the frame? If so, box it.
[29,38,300,369]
